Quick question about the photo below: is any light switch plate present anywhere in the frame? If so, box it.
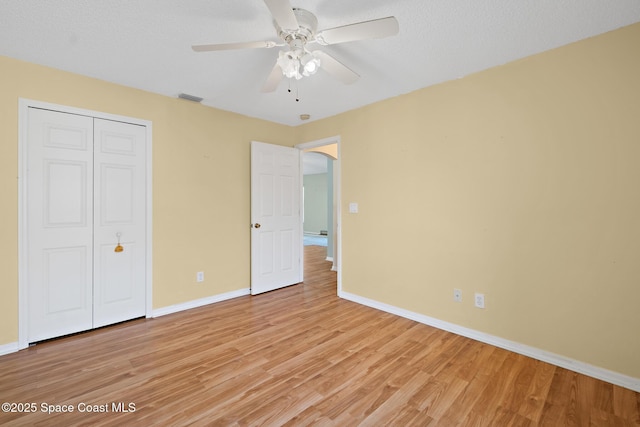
[349,202,359,213]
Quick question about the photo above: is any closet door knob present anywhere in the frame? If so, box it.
[253,223,261,229]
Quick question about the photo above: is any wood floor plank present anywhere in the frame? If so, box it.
[357,370,432,426]
[614,385,640,423]
[0,244,638,426]
[517,359,557,423]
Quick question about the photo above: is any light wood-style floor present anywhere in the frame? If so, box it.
[1,245,639,426]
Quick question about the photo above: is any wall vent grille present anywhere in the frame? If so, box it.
[178,93,203,103]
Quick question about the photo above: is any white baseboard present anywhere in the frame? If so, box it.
[339,291,640,393]
[152,288,250,318]
[0,289,251,357]
[325,256,333,262]
[0,341,19,356]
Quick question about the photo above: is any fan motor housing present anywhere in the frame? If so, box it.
[277,8,318,42]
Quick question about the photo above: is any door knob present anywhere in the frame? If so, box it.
[114,232,124,253]
[253,223,261,229]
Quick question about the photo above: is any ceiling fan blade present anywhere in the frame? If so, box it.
[192,40,280,52]
[314,51,359,85]
[315,16,399,45]
[261,63,283,92]
[263,0,299,32]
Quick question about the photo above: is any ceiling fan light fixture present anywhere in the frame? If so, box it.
[277,50,301,79]
[277,47,321,80]
[301,51,320,76]
[277,46,320,80]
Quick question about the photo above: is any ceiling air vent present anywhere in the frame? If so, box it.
[178,93,203,103]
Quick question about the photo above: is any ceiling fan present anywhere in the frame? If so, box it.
[192,0,399,92]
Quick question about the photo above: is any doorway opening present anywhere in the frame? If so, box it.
[297,136,341,294]
[302,152,330,248]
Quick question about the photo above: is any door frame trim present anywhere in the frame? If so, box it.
[17,98,153,349]
[296,136,342,295]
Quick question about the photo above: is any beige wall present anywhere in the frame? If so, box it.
[0,55,295,345]
[296,23,640,379]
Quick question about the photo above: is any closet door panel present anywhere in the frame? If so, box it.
[27,108,94,342]
[92,118,146,328]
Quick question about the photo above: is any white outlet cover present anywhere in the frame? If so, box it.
[196,272,204,282]
[474,293,485,308]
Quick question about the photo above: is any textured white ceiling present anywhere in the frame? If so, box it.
[2,1,639,126]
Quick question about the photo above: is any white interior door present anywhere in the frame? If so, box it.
[251,141,302,294]
[26,108,146,342]
[27,108,95,342]
[93,118,146,328]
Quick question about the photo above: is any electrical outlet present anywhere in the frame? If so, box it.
[453,289,462,302]
[474,293,485,309]
[196,271,204,283]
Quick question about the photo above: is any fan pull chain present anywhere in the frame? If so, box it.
[286,78,300,102]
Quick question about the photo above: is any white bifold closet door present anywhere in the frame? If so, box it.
[27,107,146,343]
